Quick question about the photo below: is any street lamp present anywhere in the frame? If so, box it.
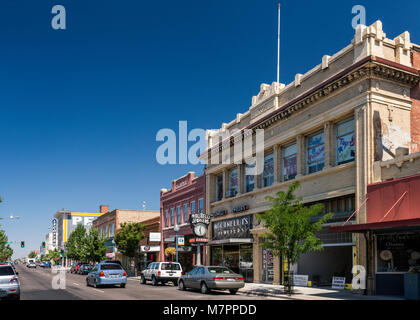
[174,224,180,263]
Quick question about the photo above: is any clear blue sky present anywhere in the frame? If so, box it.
[1,0,419,258]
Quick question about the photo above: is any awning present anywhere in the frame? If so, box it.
[207,238,253,245]
[330,218,420,233]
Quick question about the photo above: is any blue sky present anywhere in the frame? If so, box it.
[0,0,419,258]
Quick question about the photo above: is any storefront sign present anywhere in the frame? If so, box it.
[293,274,308,287]
[190,212,211,237]
[149,232,161,242]
[189,237,208,244]
[140,245,160,252]
[232,205,249,213]
[211,210,226,218]
[212,214,253,241]
[332,277,346,290]
[52,219,57,247]
[177,236,185,246]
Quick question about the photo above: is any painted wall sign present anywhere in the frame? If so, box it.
[212,214,253,240]
[211,210,226,218]
[232,205,249,213]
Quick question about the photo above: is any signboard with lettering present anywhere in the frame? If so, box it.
[52,219,57,248]
[211,210,226,218]
[149,232,161,242]
[190,212,211,237]
[212,214,253,241]
[177,236,185,246]
[332,277,346,290]
[232,205,249,213]
[293,274,309,287]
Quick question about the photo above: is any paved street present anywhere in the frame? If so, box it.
[16,265,281,300]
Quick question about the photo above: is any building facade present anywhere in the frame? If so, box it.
[92,206,160,272]
[202,21,420,287]
[160,172,206,272]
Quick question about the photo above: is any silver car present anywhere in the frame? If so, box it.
[0,263,20,300]
[178,266,245,295]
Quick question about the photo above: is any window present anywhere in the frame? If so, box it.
[307,132,324,174]
[282,143,297,181]
[110,223,115,237]
[190,201,196,215]
[336,119,355,165]
[198,198,204,213]
[170,208,175,226]
[164,209,169,227]
[183,203,188,223]
[227,167,238,197]
[101,264,123,270]
[104,225,109,238]
[176,206,181,225]
[244,162,255,193]
[215,173,223,201]
[262,153,274,187]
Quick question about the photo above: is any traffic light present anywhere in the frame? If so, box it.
[42,242,46,248]
[20,241,25,248]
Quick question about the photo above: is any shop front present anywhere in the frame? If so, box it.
[208,214,254,282]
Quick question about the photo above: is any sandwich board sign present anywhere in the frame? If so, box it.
[293,274,308,287]
[332,277,346,290]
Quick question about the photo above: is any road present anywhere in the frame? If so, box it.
[15,265,280,300]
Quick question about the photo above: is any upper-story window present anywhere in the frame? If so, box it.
[244,162,255,193]
[263,153,274,187]
[164,209,169,227]
[227,167,238,197]
[215,173,223,202]
[282,143,297,181]
[191,201,196,215]
[183,203,188,223]
[336,119,355,165]
[110,223,115,237]
[307,132,325,174]
[198,198,204,213]
[176,206,181,225]
[104,225,109,238]
[170,208,175,226]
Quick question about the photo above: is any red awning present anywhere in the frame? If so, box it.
[330,217,420,233]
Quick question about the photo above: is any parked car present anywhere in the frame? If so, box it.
[100,260,123,267]
[78,264,92,275]
[26,261,36,268]
[0,263,20,300]
[86,263,127,288]
[70,262,86,274]
[140,262,183,286]
[178,266,245,295]
[42,261,51,268]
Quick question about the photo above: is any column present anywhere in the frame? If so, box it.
[296,134,305,177]
[273,144,281,184]
[324,121,333,169]
[273,255,281,285]
[254,155,262,190]
[222,168,228,200]
[253,236,261,283]
[238,164,244,195]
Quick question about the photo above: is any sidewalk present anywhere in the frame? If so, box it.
[237,282,405,300]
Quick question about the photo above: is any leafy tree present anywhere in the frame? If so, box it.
[86,227,107,263]
[114,222,146,275]
[28,251,38,259]
[66,224,89,262]
[165,247,176,261]
[0,229,13,261]
[47,249,60,265]
[257,181,333,292]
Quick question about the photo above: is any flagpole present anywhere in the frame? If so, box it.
[277,3,281,84]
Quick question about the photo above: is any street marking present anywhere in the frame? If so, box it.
[73,282,80,286]
[92,288,104,293]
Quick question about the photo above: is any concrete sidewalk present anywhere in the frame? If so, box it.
[237,283,405,300]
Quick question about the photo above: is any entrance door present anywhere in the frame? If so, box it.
[261,247,274,283]
[223,245,240,274]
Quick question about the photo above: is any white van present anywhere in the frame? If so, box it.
[140,262,183,286]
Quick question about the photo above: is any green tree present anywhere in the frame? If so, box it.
[28,251,37,259]
[66,224,89,262]
[86,227,107,263]
[0,229,13,261]
[256,181,333,292]
[47,249,60,265]
[114,222,146,275]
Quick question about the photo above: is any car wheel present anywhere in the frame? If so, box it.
[86,278,90,287]
[140,275,146,284]
[152,276,158,286]
[179,280,186,291]
[200,282,209,294]
[120,283,126,288]
[229,289,238,295]
[93,280,98,288]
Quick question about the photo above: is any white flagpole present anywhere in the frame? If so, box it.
[277,3,281,84]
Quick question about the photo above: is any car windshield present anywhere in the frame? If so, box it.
[0,266,15,276]
[208,267,235,274]
[161,263,181,270]
[101,264,123,270]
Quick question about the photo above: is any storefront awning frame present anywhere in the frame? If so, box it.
[207,238,253,245]
[330,218,420,234]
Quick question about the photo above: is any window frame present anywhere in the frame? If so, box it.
[176,205,181,225]
[335,118,355,165]
[227,167,238,197]
[183,203,188,223]
[170,208,175,226]
[306,131,325,174]
[282,143,297,182]
[262,152,274,187]
[244,161,255,193]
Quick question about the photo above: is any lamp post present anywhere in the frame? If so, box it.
[174,224,180,262]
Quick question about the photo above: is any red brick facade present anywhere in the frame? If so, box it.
[410,48,420,153]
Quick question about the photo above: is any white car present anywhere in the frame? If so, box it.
[140,262,183,286]
[0,263,20,300]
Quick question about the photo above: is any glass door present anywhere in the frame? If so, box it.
[262,246,274,283]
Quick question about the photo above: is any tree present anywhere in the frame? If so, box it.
[256,181,333,293]
[85,227,107,263]
[0,229,13,261]
[114,222,146,276]
[28,251,37,259]
[165,247,176,261]
[66,224,89,262]
[46,249,60,265]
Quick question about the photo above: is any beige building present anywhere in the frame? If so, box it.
[201,21,420,288]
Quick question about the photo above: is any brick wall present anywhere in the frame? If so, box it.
[411,48,420,153]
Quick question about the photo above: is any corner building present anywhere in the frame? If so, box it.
[202,21,420,286]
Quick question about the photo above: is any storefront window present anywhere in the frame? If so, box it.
[307,132,324,174]
[282,144,297,181]
[198,198,204,213]
[212,246,223,266]
[215,173,223,201]
[190,201,196,214]
[261,246,274,283]
[183,203,188,223]
[244,162,255,193]
[170,208,175,226]
[227,167,238,197]
[176,206,181,225]
[377,233,420,273]
[336,119,355,165]
[262,153,274,187]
